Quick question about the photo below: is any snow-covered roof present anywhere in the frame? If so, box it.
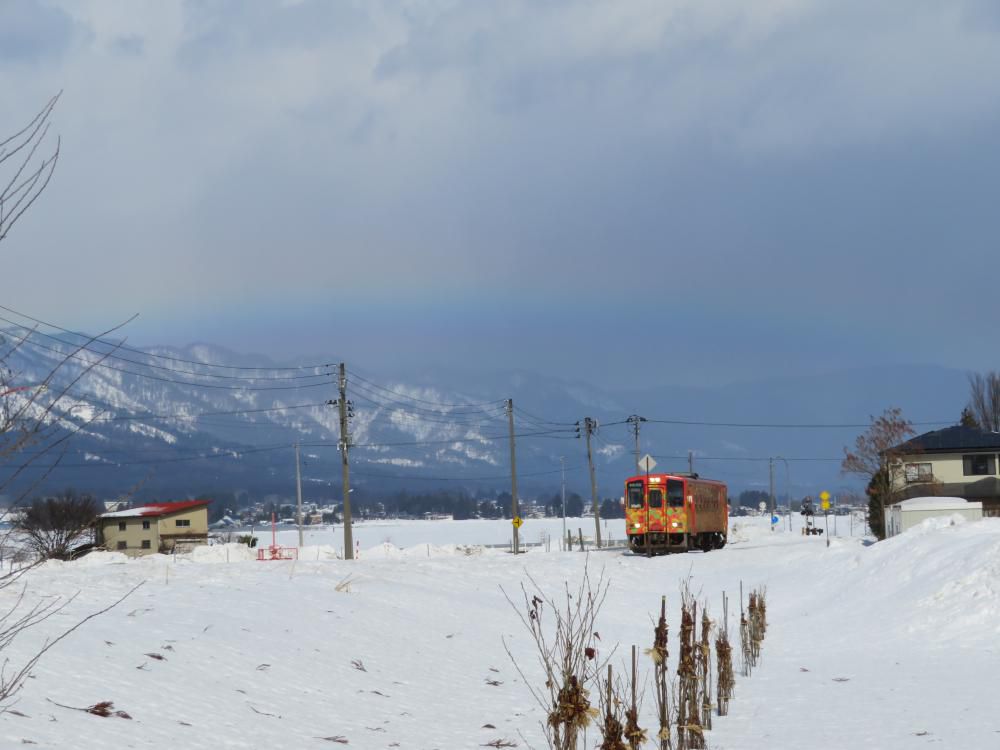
[100,500,210,519]
[894,496,982,510]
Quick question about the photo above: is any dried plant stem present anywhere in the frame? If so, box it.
[715,593,734,717]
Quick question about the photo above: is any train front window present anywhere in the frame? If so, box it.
[667,479,685,507]
[648,488,663,508]
[627,482,644,509]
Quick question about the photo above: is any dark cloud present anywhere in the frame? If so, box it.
[0,0,79,62]
[4,1,1000,386]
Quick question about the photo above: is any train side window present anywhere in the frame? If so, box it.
[667,480,684,507]
[648,488,663,508]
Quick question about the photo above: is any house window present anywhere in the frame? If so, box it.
[118,521,127,531]
[175,519,191,527]
[116,541,127,550]
[904,463,934,483]
[141,540,151,549]
[142,520,151,530]
[962,454,996,476]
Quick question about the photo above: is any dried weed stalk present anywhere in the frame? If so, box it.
[697,608,712,732]
[502,563,610,750]
[645,596,671,750]
[596,664,627,750]
[715,593,734,717]
[739,582,753,677]
[676,585,704,750]
[623,645,647,750]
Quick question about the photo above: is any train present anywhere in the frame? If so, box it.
[624,472,728,555]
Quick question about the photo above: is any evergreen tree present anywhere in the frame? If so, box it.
[960,407,979,428]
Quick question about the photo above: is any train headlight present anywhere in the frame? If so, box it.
[671,521,679,528]
[633,523,641,529]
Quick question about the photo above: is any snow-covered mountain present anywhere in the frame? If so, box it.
[0,330,971,502]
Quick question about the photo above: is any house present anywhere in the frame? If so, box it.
[96,500,211,556]
[890,426,1000,516]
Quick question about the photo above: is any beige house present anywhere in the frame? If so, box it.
[890,426,1000,517]
[96,500,211,556]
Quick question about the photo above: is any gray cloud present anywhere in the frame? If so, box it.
[0,0,80,62]
[2,0,1000,385]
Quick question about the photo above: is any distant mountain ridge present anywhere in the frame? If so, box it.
[0,331,969,503]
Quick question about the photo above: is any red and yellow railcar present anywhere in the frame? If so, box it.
[624,473,728,555]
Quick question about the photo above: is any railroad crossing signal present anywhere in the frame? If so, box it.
[639,454,657,473]
[512,516,523,529]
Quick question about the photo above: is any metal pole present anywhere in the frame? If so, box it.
[507,399,520,554]
[295,441,304,548]
[688,450,694,475]
[560,456,567,548]
[337,363,354,560]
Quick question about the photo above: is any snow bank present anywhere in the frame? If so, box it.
[186,543,257,563]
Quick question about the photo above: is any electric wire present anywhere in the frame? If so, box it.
[0,316,333,381]
[347,368,505,409]
[0,302,337,372]
[12,335,335,392]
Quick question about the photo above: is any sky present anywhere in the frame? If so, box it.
[2,0,1000,388]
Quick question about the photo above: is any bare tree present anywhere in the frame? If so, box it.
[841,408,914,540]
[967,371,1000,432]
[0,93,60,244]
[0,98,138,712]
[15,491,100,560]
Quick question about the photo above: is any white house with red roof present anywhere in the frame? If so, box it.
[96,500,211,556]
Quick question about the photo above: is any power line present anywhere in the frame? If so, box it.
[650,453,842,463]
[644,417,952,429]
[0,316,333,381]
[347,369,506,410]
[13,335,334,392]
[0,303,336,372]
[351,463,587,482]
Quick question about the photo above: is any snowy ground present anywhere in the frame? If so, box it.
[0,515,996,749]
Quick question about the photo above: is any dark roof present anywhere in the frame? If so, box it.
[893,425,1000,454]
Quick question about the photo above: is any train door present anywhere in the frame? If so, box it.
[647,483,664,533]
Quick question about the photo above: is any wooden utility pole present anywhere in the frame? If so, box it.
[507,399,520,554]
[626,414,646,473]
[583,417,601,548]
[295,441,304,548]
[560,455,567,549]
[338,363,354,559]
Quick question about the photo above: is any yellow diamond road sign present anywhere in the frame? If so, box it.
[512,516,523,528]
[820,490,831,511]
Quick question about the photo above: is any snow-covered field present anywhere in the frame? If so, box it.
[0,515,997,749]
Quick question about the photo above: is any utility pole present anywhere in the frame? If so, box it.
[507,399,520,554]
[626,415,646,472]
[688,450,694,475]
[560,455,567,548]
[583,417,601,548]
[768,457,775,531]
[295,441,304,548]
[337,363,354,559]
